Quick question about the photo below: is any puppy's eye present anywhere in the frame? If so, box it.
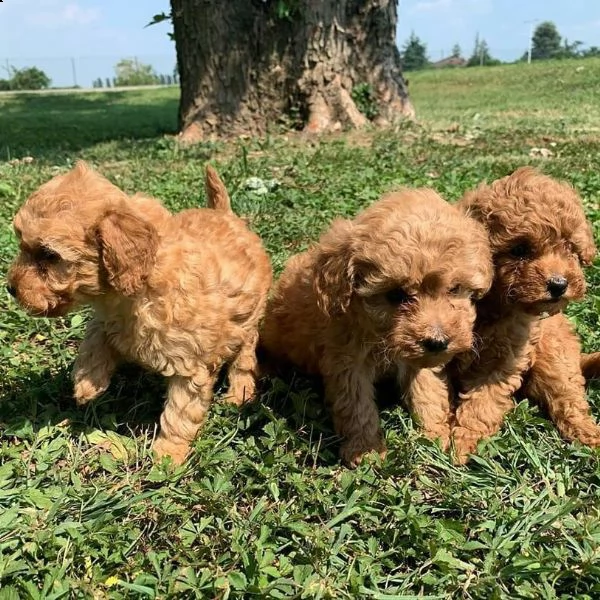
[35,247,60,263]
[385,287,412,305]
[450,285,473,298]
[449,284,474,300]
[510,242,532,259]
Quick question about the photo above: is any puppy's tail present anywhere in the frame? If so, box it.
[581,352,600,380]
[205,165,232,212]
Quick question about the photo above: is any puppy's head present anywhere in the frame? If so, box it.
[7,162,162,317]
[314,189,493,369]
[458,167,595,317]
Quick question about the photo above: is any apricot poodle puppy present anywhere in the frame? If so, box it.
[450,167,600,463]
[261,189,493,467]
[7,162,272,464]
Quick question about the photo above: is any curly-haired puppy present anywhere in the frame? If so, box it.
[450,167,600,463]
[260,189,493,467]
[7,162,272,464]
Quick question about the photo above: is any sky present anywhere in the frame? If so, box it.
[398,0,600,62]
[0,0,175,87]
[0,0,599,87]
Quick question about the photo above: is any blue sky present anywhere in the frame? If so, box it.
[0,0,175,87]
[398,0,600,62]
[0,0,599,87]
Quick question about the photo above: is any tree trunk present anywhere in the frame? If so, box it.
[171,0,414,142]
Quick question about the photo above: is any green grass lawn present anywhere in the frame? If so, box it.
[2,59,600,599]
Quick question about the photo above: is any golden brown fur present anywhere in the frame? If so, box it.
[451,167,600,463]
[7,162,272,464]
[261,189,493,467]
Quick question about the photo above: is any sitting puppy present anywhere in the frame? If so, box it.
[451,167,600,463]
[260,189,493,467]
[7,162,272,464]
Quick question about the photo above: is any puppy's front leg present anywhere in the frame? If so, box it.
[72,319,119,405]
[451,382,515,464]
[523,318,600,447]
[324,367,386,468]
[154,368,217,465]
[405,367,452,450]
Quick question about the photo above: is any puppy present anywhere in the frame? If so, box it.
[7,162,272,464]
[450,167,600,463]
[260,189,493,467]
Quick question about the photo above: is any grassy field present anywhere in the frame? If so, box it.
[2,58,600,598]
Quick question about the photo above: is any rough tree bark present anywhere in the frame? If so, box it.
[171,0,414,141]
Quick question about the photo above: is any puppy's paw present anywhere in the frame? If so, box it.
[565,420,600,448]
[73,377,108,406]
[223,376,256,406]
[422,425,451,451]
[450,426,480,464]
[152,436,190,466]
[340,435,387,469]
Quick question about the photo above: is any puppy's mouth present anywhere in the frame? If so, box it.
[404,351,454,369]
[22,297,74,318]
[522,298,567,317]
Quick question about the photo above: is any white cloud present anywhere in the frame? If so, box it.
[407,0,492,15]
[25,2,100,28]
[410,0,453,13]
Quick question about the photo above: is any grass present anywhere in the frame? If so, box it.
[2,58,600,598]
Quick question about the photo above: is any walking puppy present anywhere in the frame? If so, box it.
[7,162,272,464]
[451,167,600,463]
[261,189,493,467]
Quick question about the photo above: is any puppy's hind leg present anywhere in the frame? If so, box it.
[154,368,217,465]
[223,330,259,406]
[523,318,600,447]
[72,319,120,405]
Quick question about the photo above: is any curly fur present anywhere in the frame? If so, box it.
[7,162,272,464]
[260,189,493,467]
[450,167,600,463]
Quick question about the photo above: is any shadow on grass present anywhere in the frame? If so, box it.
[0,89,179,160]
[2,349,409,469]
[2,363,167,444]
[255,355,409,468]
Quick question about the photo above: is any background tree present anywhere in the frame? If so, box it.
[467,35,499,67]
[451,43,462,59]
[165,0,413,141]
[114,58,159,87]
[583,46,600,58]
[531,21,562,60]
[9,66,51,90]
[401,32,429,71]
[558,39,584,59]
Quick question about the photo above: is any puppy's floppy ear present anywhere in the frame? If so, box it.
[313,219,355,317]
[572,222,596,266]
[96,208,158,296]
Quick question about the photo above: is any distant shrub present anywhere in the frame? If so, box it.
[8,66,51,90]
[114,59,159,87]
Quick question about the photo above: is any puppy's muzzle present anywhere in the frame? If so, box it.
[6,284,16,298]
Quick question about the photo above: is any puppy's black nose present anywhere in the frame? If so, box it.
[547,275,568,298]
[421,337,449,353]
[6,284,16,298]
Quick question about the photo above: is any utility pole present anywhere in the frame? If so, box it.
[525,19,539,64]
[71,57,77,87]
